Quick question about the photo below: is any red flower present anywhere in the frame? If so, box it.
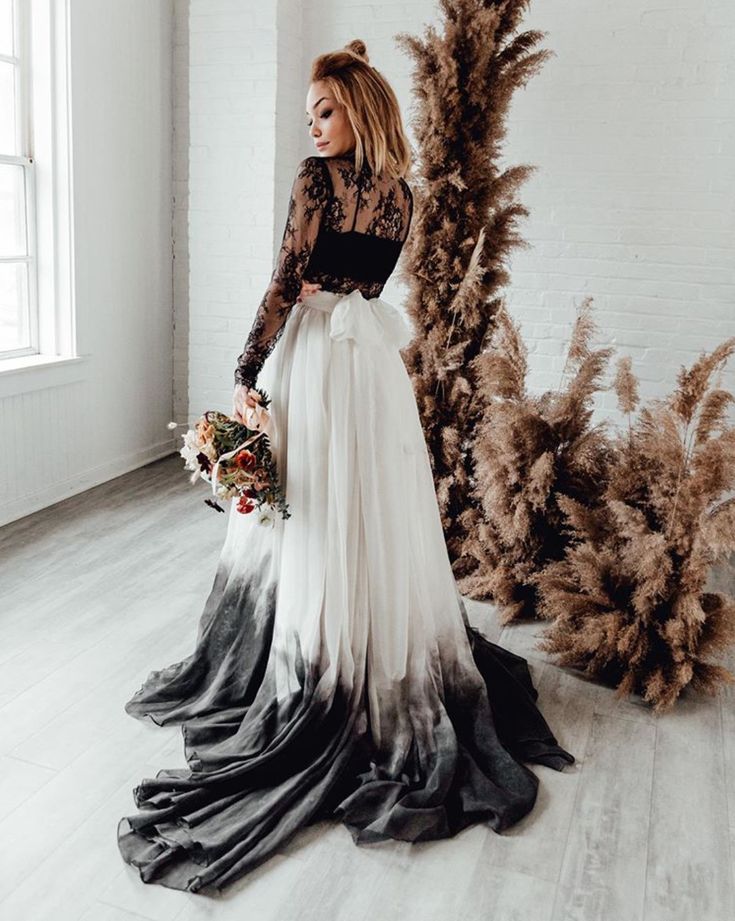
[235,449,257,471]
[237,495,256,514]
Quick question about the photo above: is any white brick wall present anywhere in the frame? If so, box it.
[182,0,735,428]
[503,0,735,422]
[186,0,280,416]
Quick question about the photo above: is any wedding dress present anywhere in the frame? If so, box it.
[117,150,575,894]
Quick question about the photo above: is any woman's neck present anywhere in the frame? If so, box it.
[329,148,372,175]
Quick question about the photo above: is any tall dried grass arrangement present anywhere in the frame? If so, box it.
[395,0,552,565]
[457,297,613,621]
[534,339,735,712]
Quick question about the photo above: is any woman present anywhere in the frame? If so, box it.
[117,39,575,895]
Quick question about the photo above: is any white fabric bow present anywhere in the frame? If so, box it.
[323,289,414,350]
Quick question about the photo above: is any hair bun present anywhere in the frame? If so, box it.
[345,39,369,63]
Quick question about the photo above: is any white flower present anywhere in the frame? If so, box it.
[179,429,203,471]
[258,508,275,527]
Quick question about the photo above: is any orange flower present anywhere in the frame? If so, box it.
[195,419,215,444]
[235,449,257,470]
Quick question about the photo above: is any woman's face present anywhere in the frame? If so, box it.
[305,82,355,157]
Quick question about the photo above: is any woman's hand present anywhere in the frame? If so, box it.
[231,279,318,424]
[232,383,260,425]
[297,281,321,302]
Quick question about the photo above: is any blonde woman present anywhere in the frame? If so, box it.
[118,39,574,894]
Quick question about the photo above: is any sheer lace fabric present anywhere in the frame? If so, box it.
[233,153,413,389]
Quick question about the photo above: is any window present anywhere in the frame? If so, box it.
[0,0,82,395]
[0,0,37,359]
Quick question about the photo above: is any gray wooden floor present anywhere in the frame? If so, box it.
[1,453,733,921]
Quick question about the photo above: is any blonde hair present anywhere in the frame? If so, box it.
[310,39,412,180]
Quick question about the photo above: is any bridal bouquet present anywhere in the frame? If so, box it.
[168,388,290,523]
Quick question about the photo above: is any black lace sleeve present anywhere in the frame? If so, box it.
[234,156,331,389]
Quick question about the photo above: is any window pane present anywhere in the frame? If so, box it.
[0,162,26,256]
[0,61,17,155]
[0,0,13,57]
[0,261,30,351]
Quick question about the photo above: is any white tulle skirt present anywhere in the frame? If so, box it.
[118,287,574,894]
[254,287,471,705]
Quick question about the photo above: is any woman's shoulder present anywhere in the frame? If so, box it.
[290,157,333,200]
[294,155,330,176]
[297,155,334,184]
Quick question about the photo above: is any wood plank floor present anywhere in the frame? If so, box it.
[1,453,733,921]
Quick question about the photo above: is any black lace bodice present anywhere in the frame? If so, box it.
[234,152,414,389]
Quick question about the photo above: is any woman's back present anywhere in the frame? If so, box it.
[234,152,414,389]
[305,153,414,298]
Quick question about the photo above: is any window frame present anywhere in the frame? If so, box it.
[0,0,40,361]
[0,0,88,398]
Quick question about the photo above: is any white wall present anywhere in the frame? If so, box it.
[0,0,176,527]
[186,0,279,416]
[173,0,190,431]
[186,0,735,426]
[503,0,735,420]
[2,0,733,526]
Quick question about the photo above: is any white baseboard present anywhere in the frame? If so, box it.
[0,438,179,528]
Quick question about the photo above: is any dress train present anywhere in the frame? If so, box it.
[117,287,574,893]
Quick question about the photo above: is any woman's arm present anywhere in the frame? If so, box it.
[234,156,331,390]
